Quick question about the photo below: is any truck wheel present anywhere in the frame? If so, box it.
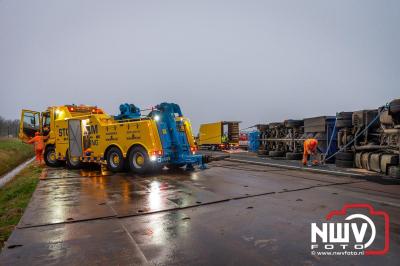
[335,159,354,168]
[387,166,400,179]
[44,146,61,167]
[106,147,125,172]
[66,150,82,169]
[389,99,400,114]
[257,149,268,156]
[336,119,352,128]
[286,152,302,160]
[269,150,285,157]
[129,146,150,174]
[285,119,303,128]
[335,151,354,161]
[336,112,353,128]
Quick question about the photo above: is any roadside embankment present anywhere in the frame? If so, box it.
[0,138,34,177]
[0,163,41,248]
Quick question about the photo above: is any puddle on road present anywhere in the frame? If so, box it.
[80,166,113,177]
[21,167,201,226]
[46,166,203,215]
[23,164,251,226]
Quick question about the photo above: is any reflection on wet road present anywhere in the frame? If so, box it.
[1,161,400,265]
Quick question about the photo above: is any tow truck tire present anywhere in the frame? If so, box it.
[269,150,285,157]
[66,150,82,169]
[335,159,354,168]
[286,152,302,160]
[44,146,61,167]
[128,146,150,174]
[106,147,125,172]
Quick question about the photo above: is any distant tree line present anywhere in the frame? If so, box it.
[0,116,20,137]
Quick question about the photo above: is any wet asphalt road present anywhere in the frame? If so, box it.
[0,160,399,266]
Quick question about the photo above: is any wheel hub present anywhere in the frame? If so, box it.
[136,154,144,166]
[110,153,120,168]
[48,151,56,162]
[70,155,80,165]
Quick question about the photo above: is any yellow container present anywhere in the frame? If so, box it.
[198,121,240,148]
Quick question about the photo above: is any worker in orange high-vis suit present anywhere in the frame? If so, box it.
[27,132,45,165]
[302,138,319,166]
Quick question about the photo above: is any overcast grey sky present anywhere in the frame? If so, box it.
[0,0,399,132]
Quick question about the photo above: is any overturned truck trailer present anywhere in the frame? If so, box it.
[256,120,304,159]
[256,116,336,161]
[336,98,400,178]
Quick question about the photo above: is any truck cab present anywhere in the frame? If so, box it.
[19,105,102,168]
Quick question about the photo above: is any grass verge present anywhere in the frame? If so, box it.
[0,163,41,248]
[0,138,34,176]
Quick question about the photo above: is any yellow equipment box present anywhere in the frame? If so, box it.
[198,121,240,150]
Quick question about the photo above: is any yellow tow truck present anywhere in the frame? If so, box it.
[19,103,205,173]
[198,121,240,150]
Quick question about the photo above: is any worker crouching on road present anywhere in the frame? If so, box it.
[302,138,319,166]
[27,132,46,165]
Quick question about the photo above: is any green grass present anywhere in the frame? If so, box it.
[0,164,41,248]
[0,138,34,176]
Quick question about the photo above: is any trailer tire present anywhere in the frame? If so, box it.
[336,112,353,128]
[379,111,393,125]
[389,99,400,114]
[128,146,150,174]
[257,149,268,156]
[269,122,282,128]
[387,166,400,179]
[44,146,61,167]
[285,120,303,128]
[66,150,82,169]
[337,112,353,120]
[335,151,354,161]
[106,147,125,172]
[335,159,354,168]
[286,152,302,160]
[269,150,285,157]
[336,119,352,128]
